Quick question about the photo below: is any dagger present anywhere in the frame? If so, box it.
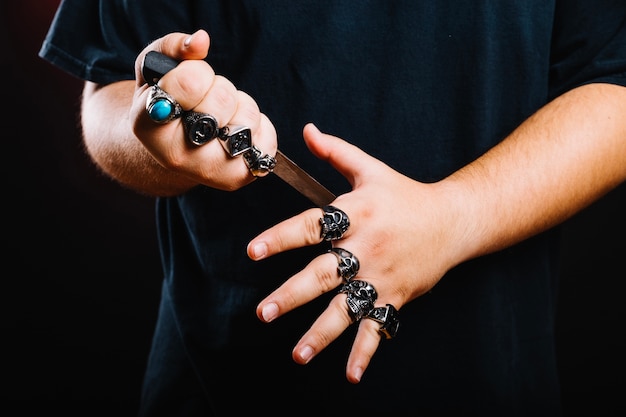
[142,51,336,207]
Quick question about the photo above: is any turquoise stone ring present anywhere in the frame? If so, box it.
[146,85,182,123]
[149,99,173,121]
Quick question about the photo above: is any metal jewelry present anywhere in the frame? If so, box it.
[182,111,220,146]
[218,125,253,157]
[338,279,378,321]
[366,304,400,339]
[320,205,350,241]
[146,85,183,123]
[329,247,360,282]
[242,145,277,177]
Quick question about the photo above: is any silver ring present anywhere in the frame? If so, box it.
[218,125,253,157]
[329,248,359,282]
[242,145,276,177]
[366,304,400,339]
[338,279,377,321]
[146,85,183,123]
[182,111,219,146]
[320,205,350,241]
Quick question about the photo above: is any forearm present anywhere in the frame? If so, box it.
[445,82,626,263]
[80,81,197,196]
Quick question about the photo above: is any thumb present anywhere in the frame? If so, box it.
[303,123,381,189]
[135,29,211,86]
[161,29,211,61]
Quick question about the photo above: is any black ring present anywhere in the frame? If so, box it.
[366,304,400,339]
[182,111,219,146]
[218,125,253,157]
[338,279,377,321]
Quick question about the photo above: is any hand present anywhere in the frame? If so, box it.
[247,123,461,383]
[130,30,278,191]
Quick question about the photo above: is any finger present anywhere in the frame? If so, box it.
[247,123,379,260]
[135,30,211,87]
[228,91,262,132]
[247,207,328,260]
[253,113,278,156]
[256,251,341,322]
[156,29,211,61]
[303,122,387,188]
[291,289,388,383]
[164,73,239,181]
[291,294,354,364]
[158,59,216,111]
[135,59,220,169]
[230,92,278,158]
[189,75,238,127]
[135,58,216,159]
[345,318,383,383]
[187,91,278,185]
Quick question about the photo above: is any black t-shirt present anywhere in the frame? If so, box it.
[40,1,626,414]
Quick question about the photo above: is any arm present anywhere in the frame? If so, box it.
[81,80,197,196]
[443,82,626,264]
[247,82,626,382]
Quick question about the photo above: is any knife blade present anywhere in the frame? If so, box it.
[273,149,335,206]
[142,51,336,206]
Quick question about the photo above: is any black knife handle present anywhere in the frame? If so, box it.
[142,51,179,85]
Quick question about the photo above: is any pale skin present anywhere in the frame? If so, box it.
[81,30,626,384]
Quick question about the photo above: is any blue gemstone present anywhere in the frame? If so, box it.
[149,100,173,121]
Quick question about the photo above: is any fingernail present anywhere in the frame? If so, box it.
[251,242,268,259]
[353,366,364,383]
[299,345,314,363]
[261,302,278,322]
[184,34,193,47]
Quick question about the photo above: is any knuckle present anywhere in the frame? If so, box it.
[175,61,215,106]
[235,91,261,120]
[330,295,354,325]
[313,327,338,347]
[158,145,187,171]
[317,261,341,292]
[305,214,323,244]
[209,76,237,110]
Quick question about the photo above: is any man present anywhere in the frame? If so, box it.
[40,1,626,415]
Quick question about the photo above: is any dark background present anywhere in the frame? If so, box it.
[3,2,625,416]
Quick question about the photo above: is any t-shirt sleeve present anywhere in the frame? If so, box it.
[38,0,196,85]
[549,0,626,98]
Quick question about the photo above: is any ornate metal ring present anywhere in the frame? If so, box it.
[366,304,400,339]
[329,247,359,282]
[320,205,350,241]
[242,145,276,177]
[338,279,378,321]
[218,125,254,157]
[146,85,183,123]
[182,111,220,146]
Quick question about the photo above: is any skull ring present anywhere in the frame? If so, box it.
[329,247,360,282]
[320,205,350,241]
[338,279,378,321]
